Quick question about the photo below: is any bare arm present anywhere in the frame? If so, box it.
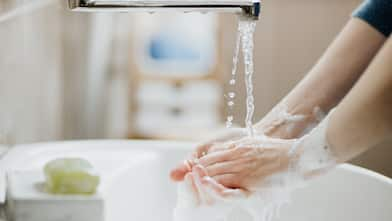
[170,18,387,183]
[255,18,386,139]
[328,36,392,162]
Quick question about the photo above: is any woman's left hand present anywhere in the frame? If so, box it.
[199,136,294,191]
[186,136,297,200]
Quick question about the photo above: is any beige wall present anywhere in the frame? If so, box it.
[0,0,390,176]
[0,2,130,141]
[0,2,63,144]
[220,0,391,177]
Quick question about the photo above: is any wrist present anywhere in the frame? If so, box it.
[287,110,338,179]
[256,117,314,139]
[255,114,321,140]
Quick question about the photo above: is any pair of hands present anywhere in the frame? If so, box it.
[170,128,298,204]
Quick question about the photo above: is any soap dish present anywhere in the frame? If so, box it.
[5,171,104,221]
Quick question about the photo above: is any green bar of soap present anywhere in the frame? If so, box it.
[44,158,100,195]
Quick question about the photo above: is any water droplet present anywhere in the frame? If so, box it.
[226,115,234,128]
[228,92,235,99]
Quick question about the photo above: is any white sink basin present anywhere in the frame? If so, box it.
[1,140,391,221]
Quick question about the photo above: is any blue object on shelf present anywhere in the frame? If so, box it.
[149,34,200,61]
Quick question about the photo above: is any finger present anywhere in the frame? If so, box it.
[192,164,208,177]
[184,173,200,205]
[209,142,237,153]
[201,176,248,201]
[192,167,214,205]
[198,144,246,167]
[194,144,211,159]
[212,174,242,189]
[170,160,193,181]
[170,167,187,182]
[205,157,249,177]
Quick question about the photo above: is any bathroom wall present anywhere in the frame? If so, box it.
[0,1,131,142]
[0,0,390,177]
[220,0,392,177]
[0,1,63,144]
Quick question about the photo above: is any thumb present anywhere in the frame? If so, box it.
[170,160,192,181]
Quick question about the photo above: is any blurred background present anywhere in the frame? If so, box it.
[0,0,390,177]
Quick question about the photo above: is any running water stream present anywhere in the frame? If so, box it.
[226,18,257,137]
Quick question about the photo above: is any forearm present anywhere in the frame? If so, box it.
[328,36,392,162]
[255,18,386,139]
[291,36,392,179]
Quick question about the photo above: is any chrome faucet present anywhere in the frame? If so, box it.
[68,0,261,19]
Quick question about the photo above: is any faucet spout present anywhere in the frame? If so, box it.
[68,0,261,19]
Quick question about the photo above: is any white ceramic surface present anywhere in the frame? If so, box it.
[7,171,104,221]
[1,140,392,221]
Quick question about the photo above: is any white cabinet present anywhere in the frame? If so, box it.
[134,81,222,139]
[129,13,224,139]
